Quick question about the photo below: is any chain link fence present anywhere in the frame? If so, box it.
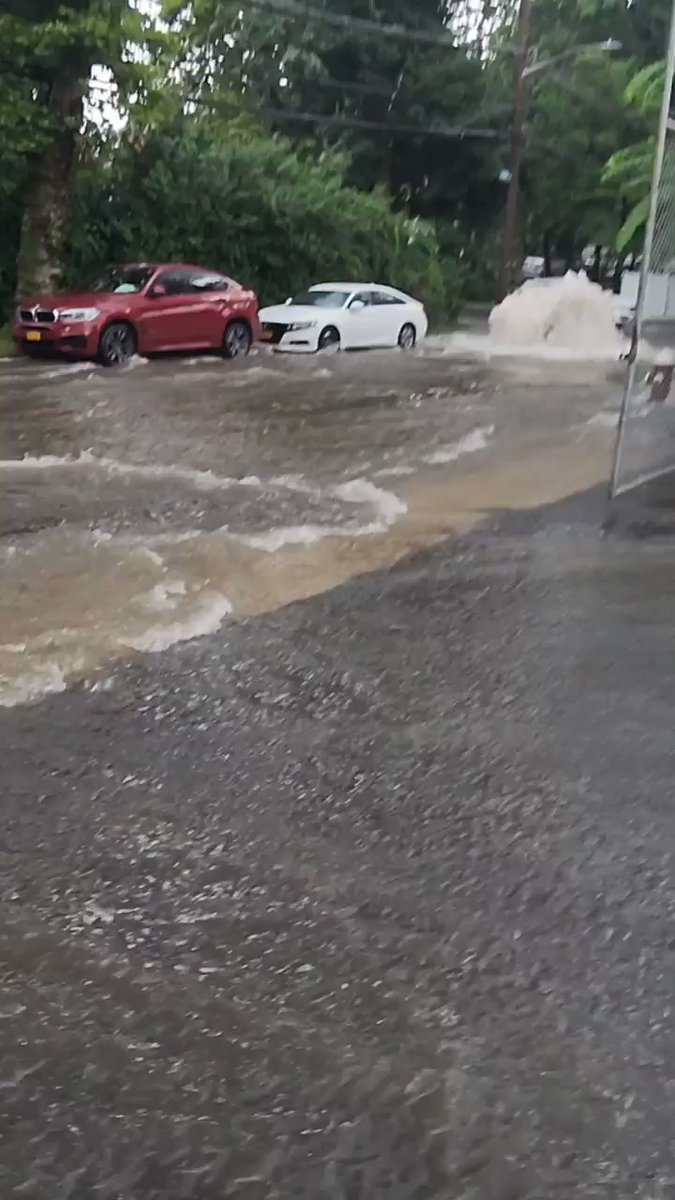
[612,0,675,497]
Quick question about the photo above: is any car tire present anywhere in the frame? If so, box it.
[318,326,340,352]
[98,321,137,367]
[222,320,252,359]
[398,323,417,350]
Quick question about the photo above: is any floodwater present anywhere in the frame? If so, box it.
[0,338,622,704]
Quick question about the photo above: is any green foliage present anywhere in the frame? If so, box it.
[63,120,454,319]
[0,326,16,358]
[602,62,664,251]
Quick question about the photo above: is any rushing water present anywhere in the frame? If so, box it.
[0,343,622,703]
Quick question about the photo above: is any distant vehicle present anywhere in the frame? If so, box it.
[613,270,639,334]
[258,283,428,353]
[13,264,259,366]
[521,255,545,280]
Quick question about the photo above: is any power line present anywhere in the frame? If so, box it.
[190,94,503,139]
[245,0,457,49]
[261,107,502,139]
[308,77,397,98]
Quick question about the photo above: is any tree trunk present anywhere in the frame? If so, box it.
[15,72,84,298]
[542,230,552,277]
[591,243,602,283]
[612,253,625,295]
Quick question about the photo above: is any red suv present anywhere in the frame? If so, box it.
[14,263,260,366]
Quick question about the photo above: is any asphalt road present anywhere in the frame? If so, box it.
[5,340,672,1197]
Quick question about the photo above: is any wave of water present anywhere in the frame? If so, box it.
[0,455,409,706]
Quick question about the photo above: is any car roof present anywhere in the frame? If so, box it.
[122,262,226,274]
[310,282,391,292]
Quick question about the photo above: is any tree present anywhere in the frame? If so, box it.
[64,116,453,317]
[603,61,665,252]
[159,0,503,223]
[522,53,643,269]
[0,0,143,297]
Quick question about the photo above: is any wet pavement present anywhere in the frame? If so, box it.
[7,339,674,1197]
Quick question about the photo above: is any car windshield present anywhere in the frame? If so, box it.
[87,266,156,294]
[291,290,350,308]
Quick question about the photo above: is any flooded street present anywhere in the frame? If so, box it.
[8,342,675,1197]
[0,339,620,703]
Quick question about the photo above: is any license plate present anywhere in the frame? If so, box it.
[25,331,42,343]
[260,329,274,340]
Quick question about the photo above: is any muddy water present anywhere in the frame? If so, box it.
[0,343,622,704]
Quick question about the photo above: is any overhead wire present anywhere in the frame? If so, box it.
[244,0,458,48]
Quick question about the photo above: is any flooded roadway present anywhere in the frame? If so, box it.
[11,338,675,1199]
[0,338,622,704]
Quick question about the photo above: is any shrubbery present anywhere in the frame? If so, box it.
[61,121,456,323]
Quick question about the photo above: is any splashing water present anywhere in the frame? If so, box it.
[488,272,627,359]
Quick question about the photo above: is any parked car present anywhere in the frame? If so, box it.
[258,283,428,353]
[13,263,259,366]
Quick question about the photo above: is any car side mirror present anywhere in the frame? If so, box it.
[349,299,366,312]
[285,297,292,305]
[149,284,166,298]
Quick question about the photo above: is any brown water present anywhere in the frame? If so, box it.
[0,340,621,704]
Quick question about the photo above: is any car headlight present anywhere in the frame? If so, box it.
[288,321,317,331]
[57,307,101,323]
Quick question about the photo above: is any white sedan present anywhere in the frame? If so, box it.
[258,282,428,353]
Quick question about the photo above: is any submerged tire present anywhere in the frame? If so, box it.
[318,326,340,352]
[223,320,252,359]
[98,322,137,367]
[398,323,417,350]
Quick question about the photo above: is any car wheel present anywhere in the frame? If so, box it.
[98,322,137,367]
[398,323,417,350]
[223,320,252,359]
[318,326,340,352]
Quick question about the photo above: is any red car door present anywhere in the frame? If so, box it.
[138,268,214,352]
[184,270,235,347]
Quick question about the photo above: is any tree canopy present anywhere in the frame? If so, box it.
[0,0,671,320]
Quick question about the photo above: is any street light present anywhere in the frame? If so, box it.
[497,24,622,300]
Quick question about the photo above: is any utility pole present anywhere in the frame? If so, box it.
[497,0,532,301]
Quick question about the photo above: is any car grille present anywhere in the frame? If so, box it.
[262,322,289,345]
[20,308,56,324]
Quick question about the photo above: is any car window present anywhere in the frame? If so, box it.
[291,290,350,307]
[87,266,156,294]
[373,291,404,305]
[187,272,229,293]
[351,291,373,307]
[154,270,191,296]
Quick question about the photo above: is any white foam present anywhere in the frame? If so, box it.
[486,272,627,360]
[118,592,232,653]
[584,410,620,429]
[42,362,98,379]
[0,450,238,492]
[239,524,341,552]
[238,478,406,552]
[423,425,495,465]
[0,663,67,708]
[440,331,628,363]
[332,477,406,523]
[374,464,416,478]
[142,580,187,612]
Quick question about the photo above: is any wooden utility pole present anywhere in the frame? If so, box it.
[497,0,532,300]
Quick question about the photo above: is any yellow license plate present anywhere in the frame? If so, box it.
[260,329,274,340]
[25,331,42,343]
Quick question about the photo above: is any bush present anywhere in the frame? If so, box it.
[64,121,456,319]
